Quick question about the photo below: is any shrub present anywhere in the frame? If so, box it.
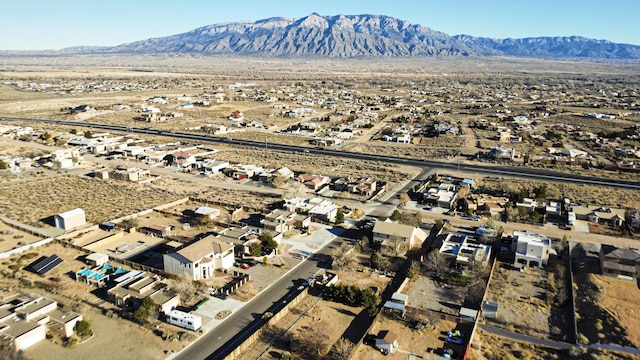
[75,320,91,337]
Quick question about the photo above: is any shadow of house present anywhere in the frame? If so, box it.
[570,242,601,274]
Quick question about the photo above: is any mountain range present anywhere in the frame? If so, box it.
[59,13,640,60]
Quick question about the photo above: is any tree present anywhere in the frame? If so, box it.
[335,209,344,224]
[329,338,355,360]
[398,211,421,227]
[398,193,410,206]
[425,249,449,279]
[249,242,262,256]
[70,129,77,135]
[84,130,93,138]
[406,260,421,280]
[75,320,91,337]
[260,232,278,254]
[332,243,356,269]
[433,218,444,231]
[0,160,7,170]
[42,132,52,141]
[390,209,402,221]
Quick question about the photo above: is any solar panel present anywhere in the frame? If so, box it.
[32,254,63,275]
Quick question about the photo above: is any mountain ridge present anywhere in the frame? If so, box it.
[47,14,640,60]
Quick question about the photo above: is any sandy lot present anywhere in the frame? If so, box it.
[575,273,640,347]
[483,260,573,342]
[353,314,460,360]
[0,219,43,253]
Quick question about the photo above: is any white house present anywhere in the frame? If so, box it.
[163,235,234,281]
[512,231,552,269]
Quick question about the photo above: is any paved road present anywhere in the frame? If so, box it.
[171,236,349,360]
[3,117,639,190]
[478,323,574,350]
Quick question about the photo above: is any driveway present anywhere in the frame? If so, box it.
[573,220,590,233]
[282,223,344,258]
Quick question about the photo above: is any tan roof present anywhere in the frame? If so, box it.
[373,220,416,239]
[176,235,216,263]
[212,239,234,253]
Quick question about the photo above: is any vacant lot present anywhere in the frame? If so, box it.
[574,273,640,347]
[0,219,43,253]
[467,328,636,360]
[0,176,183,226]
[483,260,574,342]
[352,313,461,360]
[237,297,360,360]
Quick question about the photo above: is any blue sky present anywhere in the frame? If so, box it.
[1,0,638,50]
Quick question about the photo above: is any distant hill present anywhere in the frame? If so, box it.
[53,13,640,60]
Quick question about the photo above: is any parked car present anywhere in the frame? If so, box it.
[239,263,251,269]
[445,336,463,344]
[215,292,229,300]
[468,216,480,221]
[209,287,217,296]
[447,330,463,337]
[363,334,376,346]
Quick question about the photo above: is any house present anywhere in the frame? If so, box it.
[438,233,491,265]
[229,110,244,121]
[54,208,86,230]
[296,174,330,191]
[110,167,150,182]
[599,245,640,278]
[163,235,235,281]
[375,330,399,354]
[512,231,552,269]
[215,226,283,256]
[141,224,173,238]
[166,151,196,168]
[0,294,82,351]
[85,252,109,267]
[383,292,408,316]
[194,206,220,220]
[261,209,311,233]
[199,160,229,174]
[488,146,516,160]
[51,149,84,169]
[572,205,626,227]
[372,220,427,253]
[423,184,457,209]
[107,273,180,313]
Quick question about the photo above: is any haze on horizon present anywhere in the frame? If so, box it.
[0,0,638,51]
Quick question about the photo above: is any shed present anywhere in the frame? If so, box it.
[482,301,499,319]
[54,208,86,230]
[99,222,117,232]
[86,253,109,267]
[375,330,399,354]
[460,307,479,321]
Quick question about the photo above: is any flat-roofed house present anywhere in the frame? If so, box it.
[513,231,552,269]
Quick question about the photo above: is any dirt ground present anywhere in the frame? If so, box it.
[574,273,640,348]
[483,260,574,342]
[0,219,43,253]
[352,314,460,360]
[25,302,187,360]
[237,297,360,360]
[0,175,184,226]
[467,328,636,360]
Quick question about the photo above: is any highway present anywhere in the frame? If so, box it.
[175,237,345,360]
[2,116,638,190]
